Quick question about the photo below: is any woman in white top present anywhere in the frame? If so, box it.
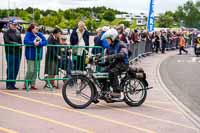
[70,21,89,71]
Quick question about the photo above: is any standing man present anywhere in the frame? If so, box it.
[3,19,22,90]
[154,32,160,53]
[179,33,188,55]
[161,31,167,54]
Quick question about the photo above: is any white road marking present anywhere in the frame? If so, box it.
[177,57,200,64]
[177,60,184,63]
[191,57,197,62]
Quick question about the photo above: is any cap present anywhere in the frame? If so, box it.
[9,18,17,25]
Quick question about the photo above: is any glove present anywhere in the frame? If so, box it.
[105,53,125,60]
[94,57,102,65]
[97,61,109,66]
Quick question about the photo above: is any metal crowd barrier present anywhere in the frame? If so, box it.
[129,40,153,61]
[0,44,103,91]
[39,45,103,90]
[0,44,30,90]
[128,37,188,61]
[0,39,191,91]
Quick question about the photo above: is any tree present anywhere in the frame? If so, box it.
[64,10,71,20]
[0,6,127,29]
[130,19,137,29]
[0,10,8,18]
[34,9,40,22]
[103,10,115,22]
[157,13,174,28]
[25,7,33,14]
[58,21,68,29]
[172,1,200,28]
[119,21,130,27]
[183,1,200,28]
[174,6,186,23]
[18,10,30,21]
[66,19,79,29]
[85,18,98,31]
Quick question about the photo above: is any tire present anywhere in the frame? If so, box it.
[62,75,95,109]
[123,78,147,107]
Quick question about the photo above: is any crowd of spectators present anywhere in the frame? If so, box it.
[1,18,199,90]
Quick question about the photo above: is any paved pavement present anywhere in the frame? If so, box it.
[0,49,200,133]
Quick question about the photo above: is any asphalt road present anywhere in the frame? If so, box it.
[0,33,199,133]
[160,49,200,118]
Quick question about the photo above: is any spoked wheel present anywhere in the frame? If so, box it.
[62,75,95,109]
[123,78,147,107]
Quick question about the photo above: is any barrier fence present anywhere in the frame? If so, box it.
[0,44,103,91]
[0,38,191,91]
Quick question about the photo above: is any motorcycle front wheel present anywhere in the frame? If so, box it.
[62,75,95,109]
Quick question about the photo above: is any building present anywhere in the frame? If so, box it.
[115,13,147,26]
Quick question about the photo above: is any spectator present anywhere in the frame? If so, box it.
[140,30,146,41]
[179,33,188,55]
[92,28,103,54]
[116,24,128,43]
[154,32,160,53]
[132,29,140,44]
[58,36,73,79]
[167,30,172,47]
[70,21,89,71]
[3,19,22,90]
[161,31,167,54]
[92,26,110,55]
[131,29,140,56]
[24,23,48,90]
[44,28,62,88]
[145,32,153,53]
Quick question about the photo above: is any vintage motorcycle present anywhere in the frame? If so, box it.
[62,55,152,109]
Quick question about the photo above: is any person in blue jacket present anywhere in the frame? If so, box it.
[92,26,110,55]
[23,23,47,90]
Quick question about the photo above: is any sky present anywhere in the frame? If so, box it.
[1,0,191,14]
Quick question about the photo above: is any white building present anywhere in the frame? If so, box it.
[115,13,147,26]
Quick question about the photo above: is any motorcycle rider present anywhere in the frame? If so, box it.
[194,34,200,54]
[98,28,129,98]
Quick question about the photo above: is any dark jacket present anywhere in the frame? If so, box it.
[92,35,102,54]
[24,32,47,60]
[161,35,167,45]
[70,28,89,46]
[44,34,61,75]
[105,40,129,65]
[46,34,60,61]
[154,35,160,45]
[3,29,22,55]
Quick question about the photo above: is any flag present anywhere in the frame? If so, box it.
[147,0,155,32]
